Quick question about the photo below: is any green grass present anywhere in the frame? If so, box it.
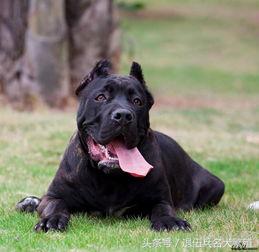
[120,0,259,97]
[0,108,258,251]
[1,0,259,251]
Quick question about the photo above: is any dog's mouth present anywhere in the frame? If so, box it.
[87,136,120,170]
[87,136,153,177]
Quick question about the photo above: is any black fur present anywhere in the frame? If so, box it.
[17,60,224,232]
[75,59,112,96]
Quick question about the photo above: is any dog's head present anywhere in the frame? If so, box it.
[76,60,154,174]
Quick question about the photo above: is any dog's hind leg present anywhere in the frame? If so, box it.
[194,174,225,209]
[16,196,41,213]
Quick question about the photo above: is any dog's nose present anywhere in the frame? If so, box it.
[111,109,134,125]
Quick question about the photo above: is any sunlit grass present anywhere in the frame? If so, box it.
[0,104,258,251]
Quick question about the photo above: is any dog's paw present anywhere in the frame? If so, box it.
[16,196,41,213]
[34,214,69,232]
[151,216,191,232]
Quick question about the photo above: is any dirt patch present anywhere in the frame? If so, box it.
[246,134,259,144]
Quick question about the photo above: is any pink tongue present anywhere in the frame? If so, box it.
[111,140,153,177]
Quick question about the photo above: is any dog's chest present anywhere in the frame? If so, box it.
[90,204,135,217]
[84,179,138,216]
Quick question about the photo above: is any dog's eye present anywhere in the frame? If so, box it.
[133,98,142,106]
[95,94,107,102]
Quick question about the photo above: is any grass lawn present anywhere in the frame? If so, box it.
[0,0,259,251]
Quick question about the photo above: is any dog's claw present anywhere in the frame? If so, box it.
[34,215,69,232]
[151,216,191,232]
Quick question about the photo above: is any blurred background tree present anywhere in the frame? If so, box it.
[0,0,120,109]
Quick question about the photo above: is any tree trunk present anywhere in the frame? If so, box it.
[0,0,29,106]
[21,0,70,108]
[66,0,121,91]
[0,0,120,109]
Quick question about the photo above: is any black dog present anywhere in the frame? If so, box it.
[17,60,224,232]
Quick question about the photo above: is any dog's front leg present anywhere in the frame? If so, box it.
[150,202,191,231]
[34,195,70,232]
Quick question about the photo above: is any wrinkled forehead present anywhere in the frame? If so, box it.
[87,74,144,94]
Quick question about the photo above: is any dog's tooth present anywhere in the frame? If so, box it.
[108,156,118,161]
[105,148,110,158]
[99,144,106,152]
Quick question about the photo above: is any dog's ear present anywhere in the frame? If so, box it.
[75,59,112,96]
[130,61,154,109]
[129,61,145,84]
